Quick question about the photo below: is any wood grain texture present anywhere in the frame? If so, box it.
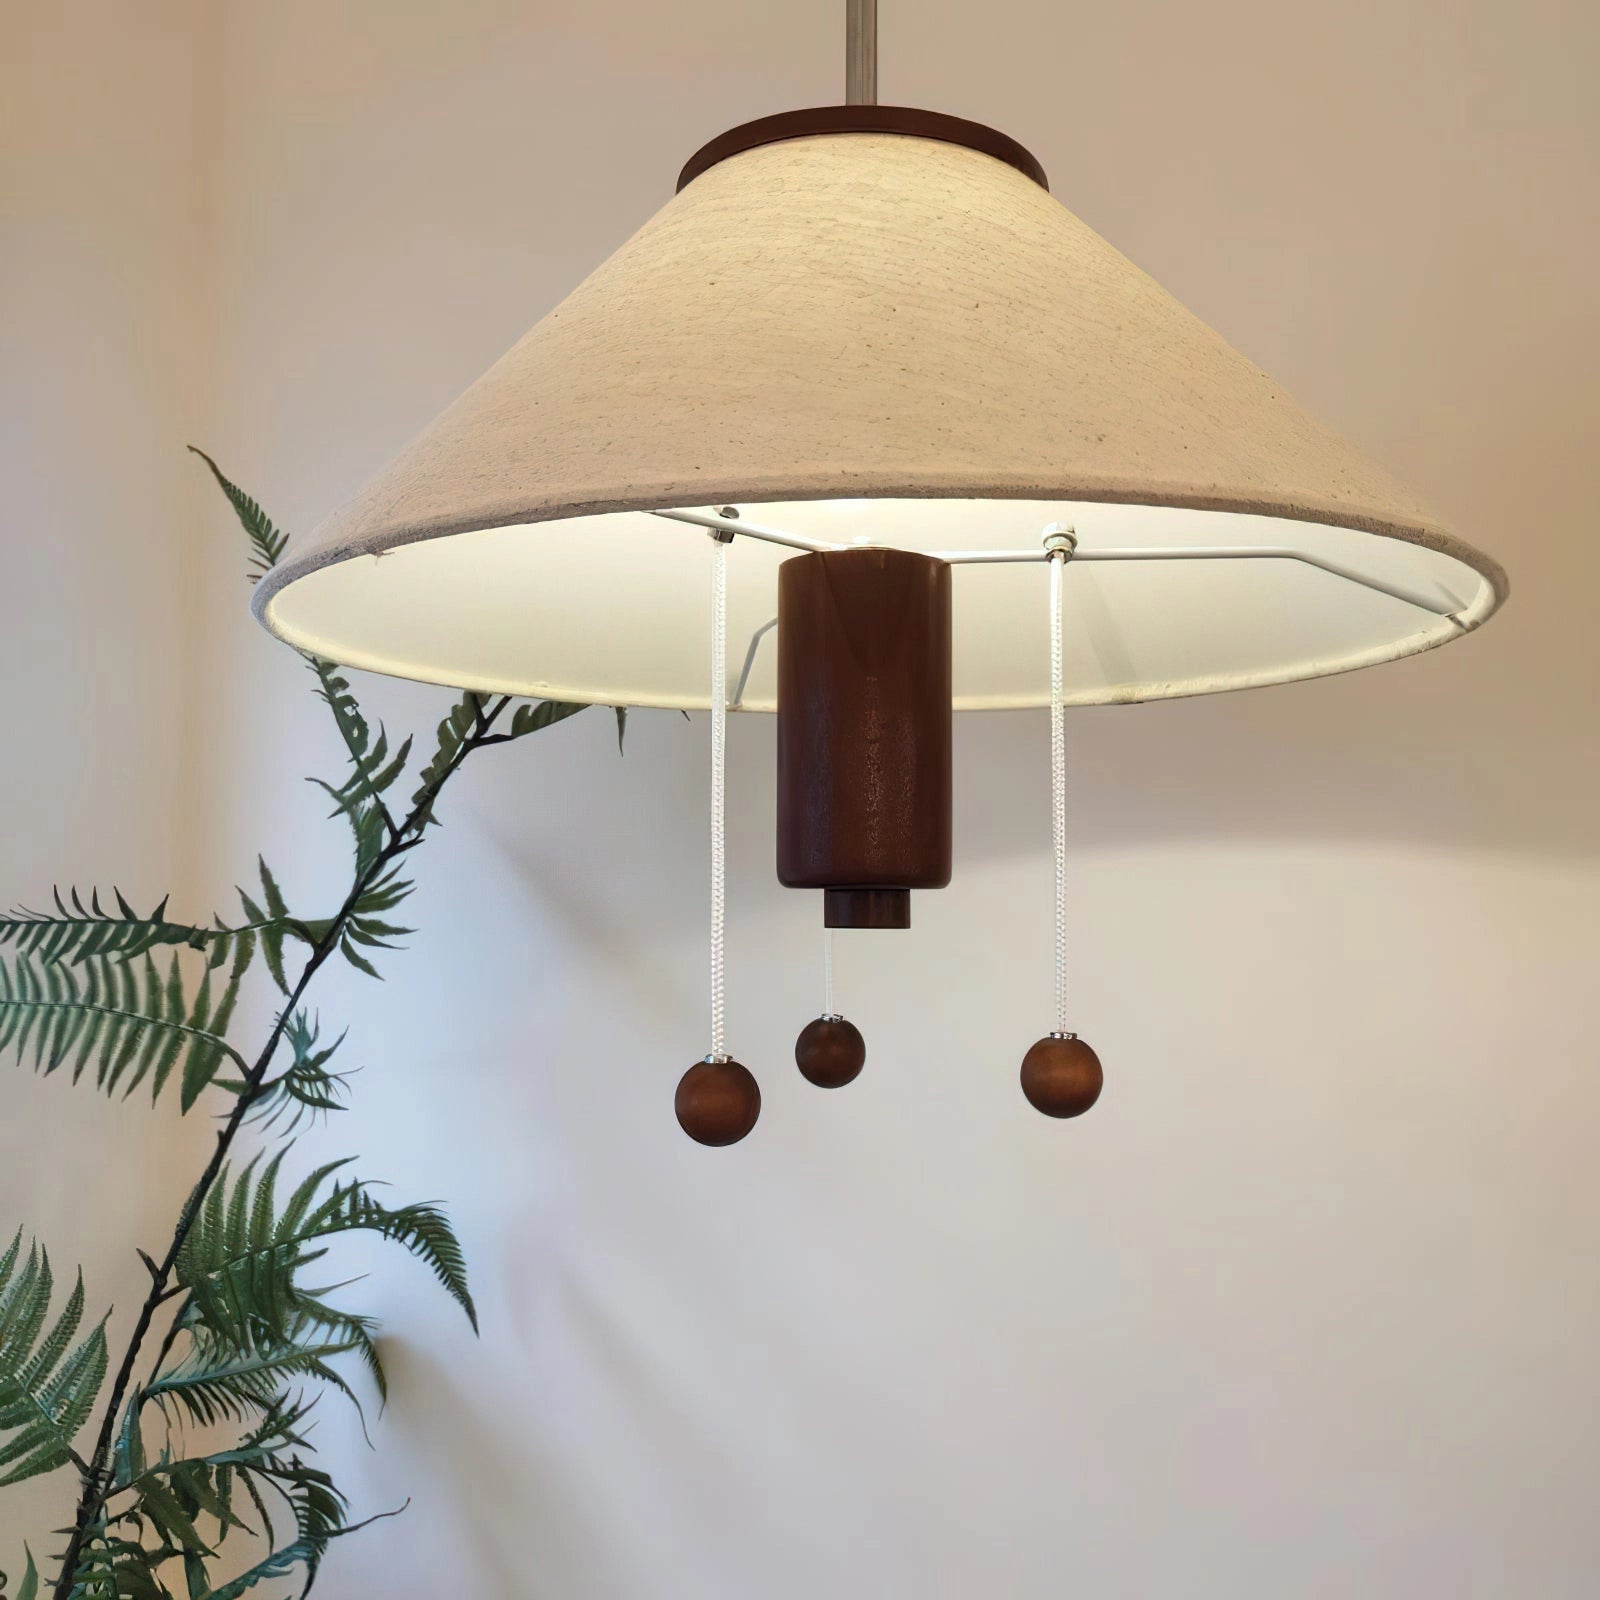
[776,549,952,925]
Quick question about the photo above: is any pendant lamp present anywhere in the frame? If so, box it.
[252,1,1507,1145]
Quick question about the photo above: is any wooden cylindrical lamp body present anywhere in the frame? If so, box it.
[776,548,953,928]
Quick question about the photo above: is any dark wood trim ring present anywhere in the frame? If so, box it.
[677,105,1049,193]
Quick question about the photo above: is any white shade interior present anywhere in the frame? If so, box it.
[266,497,1493,710]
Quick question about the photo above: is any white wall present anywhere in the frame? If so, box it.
[5,1,1599,1594]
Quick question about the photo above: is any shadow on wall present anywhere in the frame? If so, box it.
[445,655,1583,970]
[328,662,1583,913]
[375,1339,615,1600]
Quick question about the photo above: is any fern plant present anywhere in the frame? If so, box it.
[0,453,596,1599]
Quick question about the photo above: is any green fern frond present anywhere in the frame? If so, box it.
[308,658,371,777]
[0,943,250,1111]
[0,1234,109,1487]
[348,865,413,935]
[326,1190,476,1333]
[189,448,287,584]
[232,857,326,997]
[1,1546,40,1600]
[124,1475,215,1558]
[186,1455,350,1600]
[109,1399,353,1600]
[233,1011,352,1133]
[143,1322,365,1433]
[286,1299,386,1409]
[506,698,587,739]
[305,658,420,877]
[174,1155,476,1372]
[30,450,532,1598]
[413,692,585,829]
[483,698,587,752]
[306,774,388,881]
[324,861,415,982]
[411,691,488,824]
[0,887,285,974]
[64,1531,179,1600]
[0,888,191,966]
[191,1544,302,1600]
[307,660,410,808]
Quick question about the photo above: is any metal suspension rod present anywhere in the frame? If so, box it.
[731,616,778,710]
[847,0,878,105]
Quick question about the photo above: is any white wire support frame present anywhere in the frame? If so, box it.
[707,530,731,1063]
[937,541,1466,623]
[653,506,837,554]
[655,504,1469,714]
[649,506,1466,621]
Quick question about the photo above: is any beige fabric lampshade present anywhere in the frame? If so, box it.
[253,120,1506,711]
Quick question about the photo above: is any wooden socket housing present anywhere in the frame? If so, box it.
[776,547,953,928]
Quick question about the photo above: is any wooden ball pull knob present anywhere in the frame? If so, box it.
[675,1058,761,1146]
[1020,1034,1103,1119]
[795,1016,866,1088]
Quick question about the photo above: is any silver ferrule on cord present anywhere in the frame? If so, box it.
[708,532,730,1062]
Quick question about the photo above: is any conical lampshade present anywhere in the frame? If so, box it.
[254,110,1505,710]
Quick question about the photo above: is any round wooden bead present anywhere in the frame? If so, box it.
[795,1016,866,1088]
[675,1058,761,1146]
[1020,1035,1103,1119]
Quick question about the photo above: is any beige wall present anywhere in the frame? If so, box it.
[4,1,1598,1594]
[0,0,219,1558]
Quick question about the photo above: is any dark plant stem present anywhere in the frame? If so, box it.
[50,697,511,1599]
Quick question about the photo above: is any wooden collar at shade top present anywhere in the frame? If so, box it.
[677,105,1050,193]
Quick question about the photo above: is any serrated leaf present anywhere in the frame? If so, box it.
[139,1474,213,1555]
[190,448,288,584]
[305,659,408,865]
[8,1546,39,1600]
[410,692,486,823]
[338,935,382,981]
[0,1237,109,1487]
[505,699,586,740]
[173,1159,476,1369]
[144,1331,367,1432]
[243,1012,352,1134]
[0,950,248,1112]
[0,891,264,971]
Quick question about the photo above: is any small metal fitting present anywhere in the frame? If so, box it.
[1042,523,1078,560]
